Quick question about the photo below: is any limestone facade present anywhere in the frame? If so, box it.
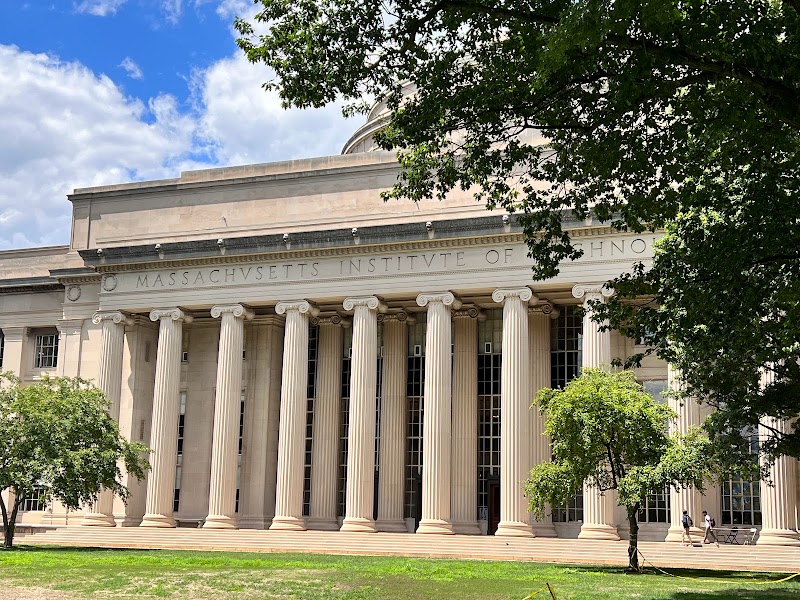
[1,127,797,544]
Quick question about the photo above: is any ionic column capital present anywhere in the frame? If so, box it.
[275,300,319,316]
[528,301,560,319]
[211,304,255,320]
[312,314,351,327]
[416,291,461,309]
[343,296,387,312]
[452,306,485,321]
[492,287,533,304]
[149,308,194,324]
[92,311,134,327]
[377,310,415,325]
[571,284,614,304]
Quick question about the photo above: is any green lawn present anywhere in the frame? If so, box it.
[0,547,797,599]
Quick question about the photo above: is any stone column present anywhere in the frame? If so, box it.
[451,307,481,535]
[492,288,534,537]
[572,284,619,540]
[416,291,460,534]
[757,368,800,545]
[204,304,254,529]
[270,300,317,530]
[308,315,347,530]
[341,296,384,532]
[665,365,705,542]
[528,302,559,537]
[140,308,193,528]
[0,327,28,377]
[376,311,411,532]
[82,311,134,527]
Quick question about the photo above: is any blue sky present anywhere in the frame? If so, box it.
[0,1,355,249]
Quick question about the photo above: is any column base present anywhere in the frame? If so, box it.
[307,517,341,531]
[375,519,408,533]
[756,528,800,546]
[496,520,534,537]
[269,515,306,531]
[452,521,482,535]
[139,513,176,528]
[203,515,238,529]
[80,513,116,527]
[340,517,377,532]
[578,523,619,541]
[531,522,558,538]
[665,526,704,543]
[416,519,454,534]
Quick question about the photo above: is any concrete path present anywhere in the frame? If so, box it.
[21,527,800,574]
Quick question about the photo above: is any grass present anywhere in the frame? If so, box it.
[0,547,798,599]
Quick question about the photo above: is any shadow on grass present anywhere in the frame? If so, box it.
[8,545,159,553]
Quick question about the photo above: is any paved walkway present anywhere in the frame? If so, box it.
[20,527,800,574]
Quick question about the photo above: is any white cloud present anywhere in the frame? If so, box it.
[119,56,143,79]
[74,0,127,16]
[0,45,204,250]
[193,53,354,166]
[0,6,357,250]
[161,0,184,24]
[215,0,251,20]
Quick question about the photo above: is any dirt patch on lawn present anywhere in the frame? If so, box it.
[5,585,76,599]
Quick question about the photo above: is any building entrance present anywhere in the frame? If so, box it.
[488,481,501,535]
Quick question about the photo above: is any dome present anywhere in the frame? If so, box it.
[341,83,416,155]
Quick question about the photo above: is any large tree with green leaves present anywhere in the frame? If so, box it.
[235,1,800,461]
[0,375,149,549]
[525,368,713,571]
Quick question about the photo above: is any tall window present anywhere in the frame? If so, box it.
[404,315,425,519]
[337,327,353,517]
[638,489,670,523]
[550,307,582,389]
[0,330,5,368]
[20,485,48,512]
[303,324,320,516]
[477,309,502,520]
[174,391,187,513]
[722,428,762,526]
[551,306,584,522]
[34,332,59,369]
[236,391,245,514]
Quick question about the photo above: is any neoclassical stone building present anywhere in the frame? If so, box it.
[1,106,798,545]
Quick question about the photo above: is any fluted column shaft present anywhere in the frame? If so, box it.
[451,308,481,534]
[376,312,410,532]
[416,291,459,534]
[140,308,192,528]
[665,365,705,542]
[270,300,316,530]
[341,296,383,532]
[308,316,346,530]
[82,311,133,527]
[493,289,534,537]
[528,303,559,537]
[572,284,619,540]
[757,368,800,545]
[204,304,254,529]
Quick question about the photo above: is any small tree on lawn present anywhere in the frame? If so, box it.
[525,368,713,571]
[0,374,149,549]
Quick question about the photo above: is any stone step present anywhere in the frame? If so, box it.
[22,528,800,573]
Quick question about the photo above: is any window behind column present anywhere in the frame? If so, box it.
[236,390,245,514]
[34,330,59,369]
[477,309,502,523]
[404,314,425,520]
[174,391,187,513]
[550,307,583,523]
[303,323,320,516]
[722,428,762,526]
[337,327,353,518]
[637,380,670,523]
[20,484,48,512]
[0,330,4,368]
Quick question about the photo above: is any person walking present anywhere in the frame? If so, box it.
[702,510,719,546]
[681,510,695,546]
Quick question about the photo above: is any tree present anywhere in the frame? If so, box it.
[524,368,713,571]
[0,374,149,549]
[235,1,800,460]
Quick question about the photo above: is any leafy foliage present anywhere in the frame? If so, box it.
[0,374,149,548]
[235,1,800,460]
[525,369,713,570]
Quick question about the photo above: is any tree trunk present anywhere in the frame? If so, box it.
[626,503,640,572]
[2,497,21,550]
